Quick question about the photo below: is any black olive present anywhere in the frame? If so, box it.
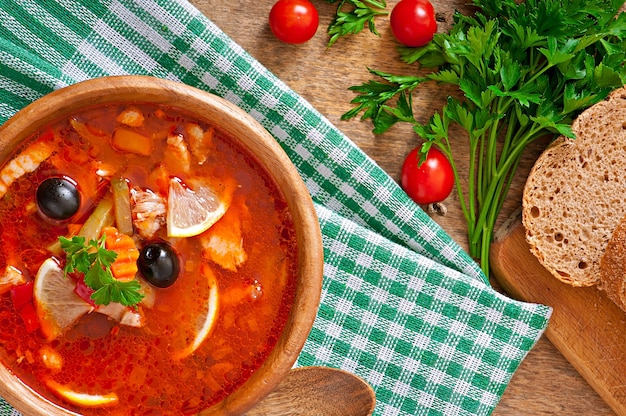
[36,177,81,220]
[137,243,180,288]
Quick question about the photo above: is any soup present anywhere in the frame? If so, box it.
[0,102,298,415]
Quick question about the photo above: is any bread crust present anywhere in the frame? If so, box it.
[522,87,626,287]
[600,215,626,311]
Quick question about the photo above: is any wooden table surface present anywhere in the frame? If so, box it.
[197,1,616,414]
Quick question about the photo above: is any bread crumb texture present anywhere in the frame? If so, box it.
[522,88,626,287]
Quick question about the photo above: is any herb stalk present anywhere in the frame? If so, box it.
[342,0,626,279]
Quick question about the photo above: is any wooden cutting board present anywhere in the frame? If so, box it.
[490,210,626,415]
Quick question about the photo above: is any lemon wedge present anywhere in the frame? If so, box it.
[173,265,219,360]
[33,258,92,340]
[44,379,119,408]
[166,177,230,238]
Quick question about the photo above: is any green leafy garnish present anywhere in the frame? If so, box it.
[59,235,144,307]
[326,0,388,47]
[342,0,626,279]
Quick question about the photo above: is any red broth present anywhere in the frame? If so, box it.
[0,103,298,415]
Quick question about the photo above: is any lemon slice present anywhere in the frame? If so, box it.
[173,266,219,360]
[167,177,230,238]
[33,258,92,340]
[44,379,119,408]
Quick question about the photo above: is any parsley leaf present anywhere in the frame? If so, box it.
[59,235,144,307]
[326,0,388,47]
[343,0,626,279]
[90,279,143,308]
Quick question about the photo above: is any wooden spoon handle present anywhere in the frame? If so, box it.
[244,366,376,416]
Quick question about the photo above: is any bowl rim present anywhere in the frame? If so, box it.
[0,75,324,416]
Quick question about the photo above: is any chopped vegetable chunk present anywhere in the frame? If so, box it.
[112,127,153,156]
[0,102,298,414]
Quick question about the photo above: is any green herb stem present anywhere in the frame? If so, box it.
[59,235,144,307]
[342,0,626,280]
[326,0,389,47]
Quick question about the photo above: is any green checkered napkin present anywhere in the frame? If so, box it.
[0,1,552,415]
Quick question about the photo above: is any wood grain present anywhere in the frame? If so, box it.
[198,1,616,414]
[245,367,375,416]
[0,77,324,416]
[491,213,626,415]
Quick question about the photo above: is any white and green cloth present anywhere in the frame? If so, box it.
[0,1,552,415]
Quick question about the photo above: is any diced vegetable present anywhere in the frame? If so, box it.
[111,176,133,236]
[67,224,82,237]
[59,234,144,307]
[11,281,40,333]
[70,119,107,146]
[47,196,114,255]
[102,226,139,282]
[112,128,153,156]
[74,276,96,307]
[78,196,114,243]
[11,280,34,310]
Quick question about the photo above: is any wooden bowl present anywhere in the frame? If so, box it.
[0,75,323,415]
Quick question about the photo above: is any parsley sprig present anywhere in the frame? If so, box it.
[326,0,388,47]
[342,0,626,279]
[59,235,144,307]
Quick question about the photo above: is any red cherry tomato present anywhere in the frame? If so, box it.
[269,0,319,44]
[390,0,437,47]
[401,147,454,205]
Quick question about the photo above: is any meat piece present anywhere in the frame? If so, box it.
[131,188,167,239]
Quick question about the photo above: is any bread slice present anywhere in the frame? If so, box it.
[522,87,626,287]
[600,215,626,311]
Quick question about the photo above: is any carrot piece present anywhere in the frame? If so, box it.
[111,128,153,156]
[101,227,139,282]
[110,262,138,280]
[67,224,82,237]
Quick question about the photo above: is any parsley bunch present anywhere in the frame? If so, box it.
[326,0,388,47]
[343,0,626,279]
[60,235,144,307]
